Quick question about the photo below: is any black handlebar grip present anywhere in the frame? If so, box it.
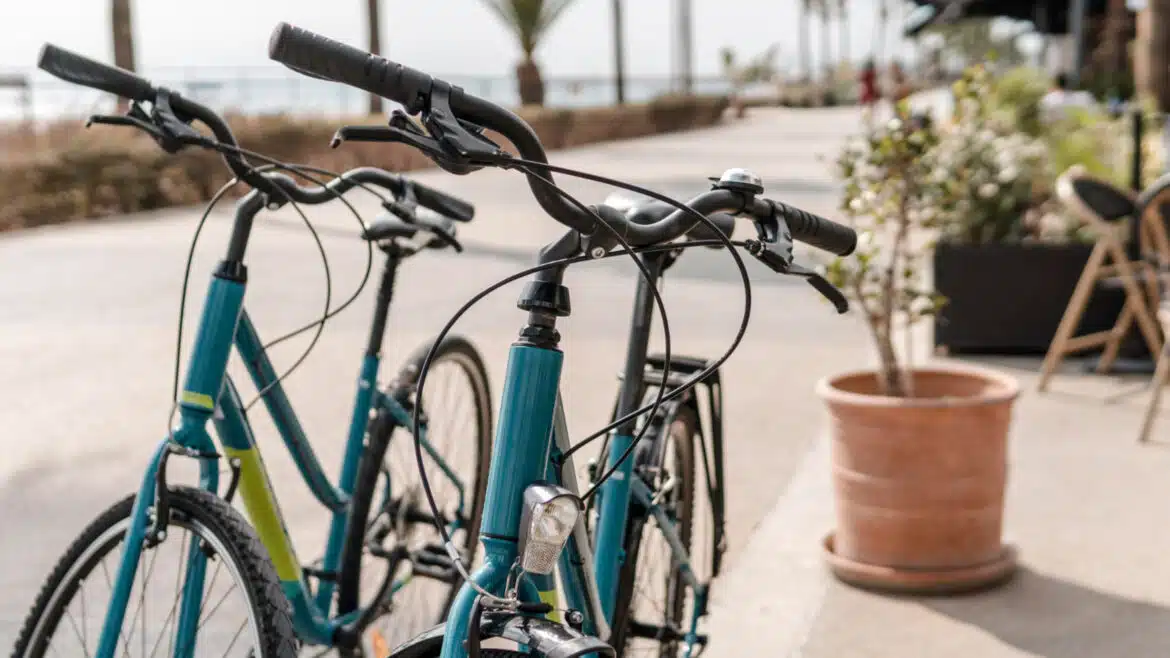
[268,22,434,112]
[37,43,154,103]
[410,181,475,223]
[773,200,857,256]
[689,212,736,244]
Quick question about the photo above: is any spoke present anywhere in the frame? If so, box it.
[61,607,92,658]
[80,576,89,653]
[218,618,248,657]
[98,554,135,658]
[121,545,161,657]
[149,532,192,658]
[197,582,239,630]
[197,558,225,623]
[165,528,189,658]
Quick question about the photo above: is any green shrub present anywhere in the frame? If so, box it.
[989,66,1051,137]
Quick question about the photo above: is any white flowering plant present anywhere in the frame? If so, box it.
[824,106,947,397]
[937,63,1080,244]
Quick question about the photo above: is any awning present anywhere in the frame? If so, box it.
[904,0,1113,37]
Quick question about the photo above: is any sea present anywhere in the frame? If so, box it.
[0,68,732,123]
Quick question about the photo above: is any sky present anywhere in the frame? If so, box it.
[2,0,924,80]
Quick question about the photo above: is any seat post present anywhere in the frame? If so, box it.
[365,244,402,358]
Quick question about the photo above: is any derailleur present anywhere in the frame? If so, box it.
[330,80,506,175]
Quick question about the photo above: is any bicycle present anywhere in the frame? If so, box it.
[14,44,494,658]
[267,23,857,658]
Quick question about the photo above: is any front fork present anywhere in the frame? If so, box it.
[94,273,244,658]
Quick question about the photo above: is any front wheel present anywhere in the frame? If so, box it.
[11,486,298,658]
[337,335,493,657]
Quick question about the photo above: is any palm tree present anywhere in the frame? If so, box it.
[1146,0,1170,110]
[799,0,812,81]
[110,0,135,111]
[838,0,850,73]
[816,0,833,83]
[874,0,889,65]
[366,0,384,114]
[479,0,577,106]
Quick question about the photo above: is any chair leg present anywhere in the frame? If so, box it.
[1098,301,1136,373]
[1139,346,1170,443]
[1109,243,1163,357]
[1039,241,1109,391]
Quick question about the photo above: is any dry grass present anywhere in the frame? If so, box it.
[0,95,729,233]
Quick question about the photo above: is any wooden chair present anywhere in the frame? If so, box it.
[1133,174,1170,441]
[1037,167,1166,392]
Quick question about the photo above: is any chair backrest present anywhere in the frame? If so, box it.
[1136,172,1170,266]
[1056,166,1138,230]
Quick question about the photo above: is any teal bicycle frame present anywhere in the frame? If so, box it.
[92,188,468,657]
[434,250,724,658]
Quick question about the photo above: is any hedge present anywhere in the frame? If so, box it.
[0,94,729,232]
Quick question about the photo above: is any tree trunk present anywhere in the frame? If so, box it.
[822,11,832,82]
[517,57,545,106]
[839,0,849,71]
[1147,0,1170,111]
[799,0,811,81]
[366,0,384,114]
[874,0,888,65]
[110,0,135,111]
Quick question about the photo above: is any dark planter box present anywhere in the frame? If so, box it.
[933,242,1134,355]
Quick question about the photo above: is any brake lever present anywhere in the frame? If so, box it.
[149,90,207,153]
[787,262,850,314]
[85,112,167,141]
[743,239,849,314]
[331,118,476,175]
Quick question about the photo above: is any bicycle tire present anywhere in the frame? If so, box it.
[11,486,298,658]
[608,405,698,658]
[337,335,493,657]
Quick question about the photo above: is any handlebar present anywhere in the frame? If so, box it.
[268,22,595,234]
[35,42,475,224]
[38,43,155,103]
[265,22,855,257]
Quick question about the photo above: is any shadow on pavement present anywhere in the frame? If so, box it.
[924,567,1170,657]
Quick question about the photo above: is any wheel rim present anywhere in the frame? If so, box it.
[23,514,266,658]
[357,350,489,654]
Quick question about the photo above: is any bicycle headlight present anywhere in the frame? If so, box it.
[518,484,582,576]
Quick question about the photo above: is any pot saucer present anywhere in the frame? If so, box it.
[821,533,1018,596]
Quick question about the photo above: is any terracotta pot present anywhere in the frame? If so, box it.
[816,366,1020,594]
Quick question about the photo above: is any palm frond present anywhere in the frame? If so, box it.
[477,0,577,56]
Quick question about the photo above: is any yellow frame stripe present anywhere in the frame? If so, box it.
[224,447,301,581]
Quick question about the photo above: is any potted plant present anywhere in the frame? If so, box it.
[819,104,1021,594]
[932,63,1128,355]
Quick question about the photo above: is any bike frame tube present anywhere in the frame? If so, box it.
[440,342,564,658]
[315,352,381,609]
[234,310,349,512]
[96,274,240,658]
[214,378,338,645]
[593,254,662,617]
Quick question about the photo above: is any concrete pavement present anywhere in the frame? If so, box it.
[5,104,1169,657]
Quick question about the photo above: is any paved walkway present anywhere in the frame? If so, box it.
[4,104,1170,657]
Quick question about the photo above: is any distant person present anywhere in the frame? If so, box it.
[1039,73,1097,123]
[888,60,911,103]
[859,59,880,108]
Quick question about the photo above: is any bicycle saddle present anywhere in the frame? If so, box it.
[362,211,458,250]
